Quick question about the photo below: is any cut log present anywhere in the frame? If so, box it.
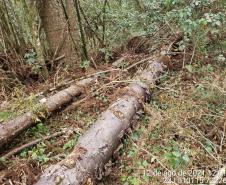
[0,77,95,149]
[35,58,164,185]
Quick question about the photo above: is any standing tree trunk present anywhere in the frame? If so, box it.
[35,57,165,185]
[22,0,49,80]
[102,0,108,47]
[59,0,79,54]
[0,1,18,51]
[40,0,80,67]
[2,0,20,50]
[73,0,89,61]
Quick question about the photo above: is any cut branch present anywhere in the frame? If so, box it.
[35,57,165,185]
[0,77,96,148]
[2,130,66,159]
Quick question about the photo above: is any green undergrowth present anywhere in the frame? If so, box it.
[96,1,226,182]
[1,1,226,184]
[0,88,48,123]
[107,62,225,185]
[5,109,97,165]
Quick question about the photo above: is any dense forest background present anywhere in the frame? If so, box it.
[0,0,225,184]
[1,0,225,98]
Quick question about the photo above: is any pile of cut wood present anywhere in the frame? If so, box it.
[0,39,186,184]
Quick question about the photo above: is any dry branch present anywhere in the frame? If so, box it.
[0,77,96,148]
[2,130,66,159]
[35,57,165,185]
[37,68,122,97]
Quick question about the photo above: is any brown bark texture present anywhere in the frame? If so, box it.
[40,0,79,64]
[0,78,95,149]
[35,58,164,185]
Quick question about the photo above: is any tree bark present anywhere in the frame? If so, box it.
[0,77,95,149]
[22,0,49,80]
[73,0,89,61]
[35,58,164,185]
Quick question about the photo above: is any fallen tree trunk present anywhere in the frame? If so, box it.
[35,58,164,185]
[0,77,95,149]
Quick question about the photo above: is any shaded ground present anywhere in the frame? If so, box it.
[0,28,225,185]
[104,66,225,185]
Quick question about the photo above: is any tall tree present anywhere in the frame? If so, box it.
[73,0,89,61]
[22,0,49,80]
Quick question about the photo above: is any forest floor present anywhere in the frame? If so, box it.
[0,28,225,185]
